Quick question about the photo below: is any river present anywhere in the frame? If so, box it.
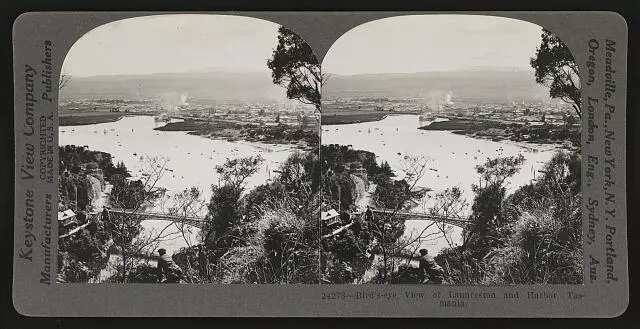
[61,114,563,260]
[60,115,296,254]
[321,114,562,253]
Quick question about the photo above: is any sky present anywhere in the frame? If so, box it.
[62,14,281,77]
[322,15,544,76]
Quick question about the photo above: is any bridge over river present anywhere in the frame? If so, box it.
[348,176,471,229]
[322,208,471,240]
[369,209,471,228]
[107,208,209,229]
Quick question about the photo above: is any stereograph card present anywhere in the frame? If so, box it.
[12,11,628,317]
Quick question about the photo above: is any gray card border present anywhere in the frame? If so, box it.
[12,11,628,317]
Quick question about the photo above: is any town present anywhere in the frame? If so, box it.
[59,97,320,147]
[323,97,580,148]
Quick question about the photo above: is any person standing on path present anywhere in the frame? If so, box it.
[418,249,444,284]
[157,248,183,283]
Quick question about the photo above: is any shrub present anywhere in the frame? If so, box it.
[126,264,160,283]
[484,206,582,284]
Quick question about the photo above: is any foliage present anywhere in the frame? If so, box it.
[242,182,288,222]
[466,184,508,252]
[58,145,129,212]
[321,144,383,177]
[58,173,90,211]
[277,151,320,194]
[244,124,319,147]
[437,151,583,284]
[435,246,487,284]
[172,246,210,283]
[178,151,321,284]
[215,155,264,189]
[124,264,160,283]
[217,153,320,284]
[373,178,419,210]
[463,154,526,254]
[429,187,467,219]
[530,29,581,117]
[320,144,394,211]
[59,73,71,91]
[483,206,582,284]
[255,206,318,283]
[107,158,170,283]
[319,145,436,283]
[487,151,583,284]
[200,156,264,254]
[321,223,374,283]
[366,156,429,282]
[370,264,422,284]
[57,256,94,283]
[59,146,174,283]
[57,222,111,283]
[267,26,324,112]
[427,187,468,250]
[475,154,525,187]
[507,123,580,147]
[57,145,134,283]
[59,145,128,179]
[202,183,243,251]
[110,179,150,209]
[322,171,357,211]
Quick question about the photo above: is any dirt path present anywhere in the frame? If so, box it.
[351,174,375,211]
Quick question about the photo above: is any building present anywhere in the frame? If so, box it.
[321,209,341,229]
[57,209,78,235]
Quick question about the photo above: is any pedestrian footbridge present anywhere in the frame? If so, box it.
[107,208,208,229]
[369,209,471,228]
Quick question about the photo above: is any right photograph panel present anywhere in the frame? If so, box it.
[320,15,582,285]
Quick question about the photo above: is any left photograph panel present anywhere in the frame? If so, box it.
[56,14,321,284]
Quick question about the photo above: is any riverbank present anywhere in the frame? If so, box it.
[322,111,389,125]
[60,116,299,255]
[60,113,125,126]
[156,118,319,147]
[322,114,564,253]
[420,118,579,147]
[59,112,153,126]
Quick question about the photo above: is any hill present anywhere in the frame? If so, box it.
[323,69,552,103]
[60,71,287,103]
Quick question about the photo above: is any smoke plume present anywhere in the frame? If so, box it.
[158,91,189,112]
[424,90,454,112]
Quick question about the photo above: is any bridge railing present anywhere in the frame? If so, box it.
[107,208,208,223]
[350,208,472,228]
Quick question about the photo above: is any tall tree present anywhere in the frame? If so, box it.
[466,155,525,256]
[368,155,429,282]
[202,156,264,254]
[106,157,173,283]
[267,26,324,112]
[530,29,581,117]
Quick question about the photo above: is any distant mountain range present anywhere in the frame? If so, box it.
[60,68,554,104]
[60,71,287,103]
[323,68,553,103]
